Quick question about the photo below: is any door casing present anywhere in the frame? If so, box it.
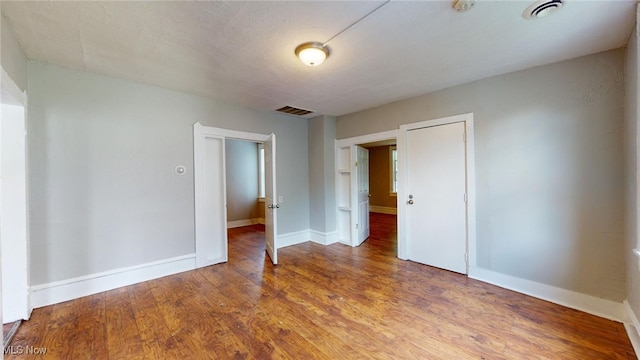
[1,67,31,324]
[398,113,476,267]
[334,113,476,267]
[193,123,277,267]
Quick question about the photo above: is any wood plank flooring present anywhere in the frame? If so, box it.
[7,213,635,359]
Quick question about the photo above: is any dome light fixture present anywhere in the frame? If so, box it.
[295,42,330,67]
[293,1,389,67]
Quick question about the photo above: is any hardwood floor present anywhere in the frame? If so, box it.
[7,213,635,359]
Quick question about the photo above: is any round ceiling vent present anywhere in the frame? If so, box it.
[523,0,565,19]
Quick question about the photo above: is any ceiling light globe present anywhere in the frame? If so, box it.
[295,42,329,67]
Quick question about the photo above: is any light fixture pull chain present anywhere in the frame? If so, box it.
[322,0,391,46]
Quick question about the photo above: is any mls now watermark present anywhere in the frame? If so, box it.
[4,345,48,355]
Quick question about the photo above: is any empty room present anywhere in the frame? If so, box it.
[1,0,640,358]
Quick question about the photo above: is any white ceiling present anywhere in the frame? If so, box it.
[1,1,636,117]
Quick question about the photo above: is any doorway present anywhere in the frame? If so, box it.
[335,113,476,270]
[335,129,398,250]
[1,68,30,346]
[224,139,267,262]
[358,140,399,250]
[193,123,278,267]
[398,113,477,273]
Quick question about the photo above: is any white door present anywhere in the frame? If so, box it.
[264,134,278,265]
[194,135,228,267]
[356,146,370,245]
[406,122,467,274]
[1,104,30,322]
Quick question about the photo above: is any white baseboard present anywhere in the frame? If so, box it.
[31,254,196,308]
[310,230,338,246]
[468,267,624,322]
[227,218,262,228]
[369,206,397,215]
[624,300,640,357]
[278,229,310,249]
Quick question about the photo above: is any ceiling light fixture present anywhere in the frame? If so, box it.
[523,0,565,19]
[295,0,391,67]
[295,42,329,67]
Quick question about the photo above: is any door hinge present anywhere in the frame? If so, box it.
[355,224,358,229]
[463,131,467,142]
[355,161,358,167]
[464,193,467,203]
[465,253,469,265]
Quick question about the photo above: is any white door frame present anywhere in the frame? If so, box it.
[336,129,398,247]
[193,123,271,267]
[398,113,476,269]
[1,66,31,323]
[356,146,370,245]
[334,113,476,267]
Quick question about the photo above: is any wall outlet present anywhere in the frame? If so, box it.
[278,196,284,203]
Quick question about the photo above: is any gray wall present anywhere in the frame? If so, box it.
[1,12,27,91]
[624,13,640,318]
[368,146,397,209]
[338,50,626,302]
[225,139,259,222]
[308,115,336,234]
[28,61,309,285]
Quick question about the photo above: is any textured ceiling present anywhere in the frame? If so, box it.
[1,1,636,117]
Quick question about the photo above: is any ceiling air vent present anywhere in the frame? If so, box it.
[523,0,564,19]
[275,106,314,117]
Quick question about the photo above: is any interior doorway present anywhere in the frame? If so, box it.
[193,123,279,268]
[224,139,267,263]
[358,140,398,250]
[335,129,398,252]
[397,113,477,273]
[335,113,476,267]
[1,68,30,346]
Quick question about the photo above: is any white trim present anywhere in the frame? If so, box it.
[397,113,476,269]
[623,301,640,356]
[227,219,261,228]
[469,267,624,322]
[194,123,274,269]
[389,145,397,193]
[310,230,338,245]
[369,206,397,215]
[336,129,399,148]
[335,130,399,249]
[195,124,269,142]
[31,254,196,308]
[277,230,310,249]
[276,229,339,248]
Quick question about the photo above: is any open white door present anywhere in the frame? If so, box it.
[1,104,29,322]
[406,122,467,274]
[356,146,370,245]
[194,133,228,268]
[264,134,277,265]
